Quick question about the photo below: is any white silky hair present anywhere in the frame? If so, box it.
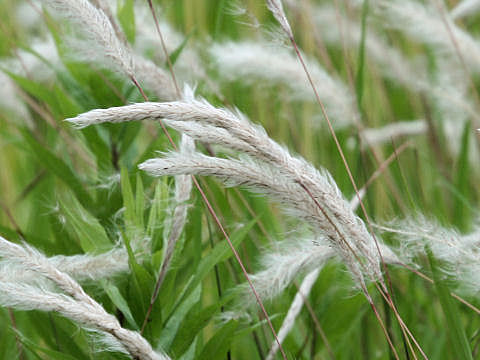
[451,0,480,19]
[40,0,134,77]
[382,215,480,294]
[376,0,480,74]
[68,87,384,288]
[210,41,357,128]
[0,236,170,360]
[266,0,293,39]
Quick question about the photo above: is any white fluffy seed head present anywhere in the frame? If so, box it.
[41,0,134,77]
[359,120,427,147]
[242,239,334,305]
[451,0,480,19]
[0,235,169,360]
[266,0,293,38]
[70,96,382,286]
[382,215,480,293]
[377,0,480,74]
[210,41,357,128]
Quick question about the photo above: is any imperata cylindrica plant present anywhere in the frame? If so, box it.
[67,89,384,289]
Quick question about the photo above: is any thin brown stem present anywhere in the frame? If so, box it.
[376,281,430,360]
[289,36,391,279]
[146,0,181,98]
[399,263,480,316]
[0,201,24,240]
[15,170,47,204]
[375,282,419,360]
[298,179,402,357]
[363,284,400,360]
[8,309,24,360]
[296,282,336,360]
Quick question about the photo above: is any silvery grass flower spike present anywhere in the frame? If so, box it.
[210,40,357,128]
[376,0,480,74]
[451,0,480,19]
[0,236,170,360]
[40,0,134,77]
[39,0,176,100]
[266,0,293,39]
[67,86,384,290]
[381,215,480,294]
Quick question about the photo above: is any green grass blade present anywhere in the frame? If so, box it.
[196,320,238,360]
[169,217,258,315]
[453,120,471,231]
[120,166,143,236]
[157,285,202,351]
[117,0,136,44]
[170,300,230,357]
[21,129,94,211]
[169,32,193,66]
[135,173,145,230]
[355,0,369,110]
[16,331,81,360]
[102,280,139,330]
[427,250,473,360]
[58,190,112,253]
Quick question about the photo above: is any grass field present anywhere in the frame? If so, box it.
[0,0,480,359]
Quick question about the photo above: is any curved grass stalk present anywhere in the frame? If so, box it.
[0,236,169,360]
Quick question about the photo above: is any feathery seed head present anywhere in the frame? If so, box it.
[210,41,357,127]
[70,96,384,286]
[383,215,480,293]
[41,0,134,77]
[0,235,170,360]
[451,0,480,19]
[266,0,293,39]
[377,0,480,74]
